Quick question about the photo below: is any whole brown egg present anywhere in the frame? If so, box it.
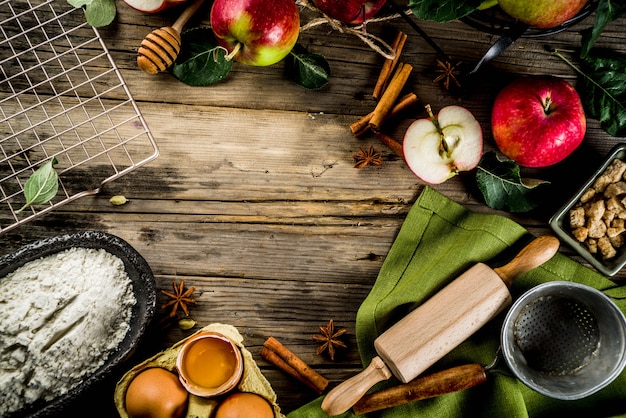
[214,392,274,418]
[125,367,189,418]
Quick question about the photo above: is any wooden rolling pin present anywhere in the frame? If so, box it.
[321,235,559,416]
[137,0,206,74]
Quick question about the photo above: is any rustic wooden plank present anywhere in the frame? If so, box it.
[3,2,626,416]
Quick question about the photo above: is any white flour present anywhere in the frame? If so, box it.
[0,247,136,415]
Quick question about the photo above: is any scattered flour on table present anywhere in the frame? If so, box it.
[0,247,136,416]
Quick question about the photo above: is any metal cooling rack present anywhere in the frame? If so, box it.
[0,0,159,234]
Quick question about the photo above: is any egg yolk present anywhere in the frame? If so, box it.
[181,337,239,388]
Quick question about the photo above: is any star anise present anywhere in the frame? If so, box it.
[433,59,462,91]
[161,279,196,317]
[312,319,347,361]
[353,146,383,169]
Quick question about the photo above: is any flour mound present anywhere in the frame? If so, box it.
[0,247,136,415]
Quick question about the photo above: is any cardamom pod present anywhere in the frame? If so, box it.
[178,318,196,330]
[109,195,128,206]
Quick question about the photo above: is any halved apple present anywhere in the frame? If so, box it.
[122,0,189,13]
[403,105,483,184]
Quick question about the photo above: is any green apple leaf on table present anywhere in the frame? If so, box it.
[408,0,483,22]
[554,48,626,137]
[172,28,233,87]
[580,0,626,58]
[578,50,626,137]
[286,44,331,90]
[475,152,550,213]
[67,0,116,27]
[15,158,59,214]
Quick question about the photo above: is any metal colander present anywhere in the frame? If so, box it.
[502,281,626,400]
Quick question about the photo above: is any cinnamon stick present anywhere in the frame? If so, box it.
[260,347,323,394]
[350,92,419,137]
[369,63,413,131]
[373,31,408,100]
[262,337,329,393]
[374,131,403,157]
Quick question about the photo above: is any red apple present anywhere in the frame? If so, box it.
[491,76,586,168]
[498,0,589,29]
[122,0,189,13]
[403,105,483,184]
[210,0,300,66]
[312,0,387,24]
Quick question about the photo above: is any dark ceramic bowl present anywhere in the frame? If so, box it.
[550,144,626,276]
[0,231,156,417]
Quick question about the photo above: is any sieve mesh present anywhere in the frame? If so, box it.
[513,295,600,375]
[0,0,158,234]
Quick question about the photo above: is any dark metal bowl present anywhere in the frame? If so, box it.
[0,231,156,418]
[461,0,597,38]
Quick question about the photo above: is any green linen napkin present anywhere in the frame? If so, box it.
[287,186,626,418]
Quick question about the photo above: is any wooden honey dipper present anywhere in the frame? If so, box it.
[137,0,206,74]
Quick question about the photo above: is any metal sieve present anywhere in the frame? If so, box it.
[501,281,626,400]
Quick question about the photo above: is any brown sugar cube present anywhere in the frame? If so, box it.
[572,227,589,242]
[587,218,607,239]
[569,207,586,228]
[580,188,596,204]
[610,234,624,249]
[594,159,626,192]
[586,238,598,254]
[607,196,625,212]
[608,227,624,238]
[608,219,626,238]
[585,200,605,221]
[598,236,617,259]
[606,159,626,181]
[604,209,617,223]
[604,181,626,199]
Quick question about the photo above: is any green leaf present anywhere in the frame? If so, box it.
[172,28,233,87]
[287,44,331,90]
[578,50,626,137]
[67,0,89,7]
[408,0,483,22]
[475,152,549,213]
[580,0,626,58]
[67,0,116,28]
[16,158,59,214]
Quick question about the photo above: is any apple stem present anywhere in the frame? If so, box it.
[224,42,242,62]
[543,96,552,114]
[425,104,435,120]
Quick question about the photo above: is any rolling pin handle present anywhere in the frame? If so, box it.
[494,235,559,288]
[321,356,392,416]
[352,363,488,415]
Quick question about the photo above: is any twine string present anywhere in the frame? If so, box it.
[296,0,407,60]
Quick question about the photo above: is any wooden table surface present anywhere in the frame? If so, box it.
[2,1,626,416]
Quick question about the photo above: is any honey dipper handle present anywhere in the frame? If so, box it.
[494,235,559,288]
[321,356,392,416]
[172,0,207,34]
